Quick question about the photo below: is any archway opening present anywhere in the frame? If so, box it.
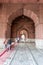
[21,34,25,40]
[19,29,28,42]
[11,15,35,43]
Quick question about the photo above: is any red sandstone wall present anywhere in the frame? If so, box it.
[0,4,43,39]
[0,0,43,3]
[0,3,43,48]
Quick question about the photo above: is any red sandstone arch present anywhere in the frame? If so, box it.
[6,9,39,38]
[8,9,39,26]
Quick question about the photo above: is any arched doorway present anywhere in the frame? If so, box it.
[21,34,25,40]
[5,9,39,48]
[11,15,35,42]
[19,29,28,39]
[18,29,28,42]
[6,9,39,39]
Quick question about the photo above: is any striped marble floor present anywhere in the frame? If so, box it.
[10,43,43,65]
[0,43,43,65]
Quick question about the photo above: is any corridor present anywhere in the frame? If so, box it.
[0,2,43,65]
[3,43,43,65]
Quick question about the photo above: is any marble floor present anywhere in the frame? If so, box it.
[10,43,43,65]
[0,43,43,65]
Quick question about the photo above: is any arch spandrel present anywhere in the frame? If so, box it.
[8,9,39,27]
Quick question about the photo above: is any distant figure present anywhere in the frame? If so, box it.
[7,39,12,50]
[17,37,19,43]
[4,39,13,50]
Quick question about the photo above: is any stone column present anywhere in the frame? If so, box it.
[35,23,43,49]
[0,14,7,49]
[0,22,7,49]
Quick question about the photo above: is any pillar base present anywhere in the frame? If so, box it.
[35,39,43,49]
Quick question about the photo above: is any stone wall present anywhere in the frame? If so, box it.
[0,0,43,3]
[0,4,43,48]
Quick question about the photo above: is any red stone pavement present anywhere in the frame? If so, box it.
[0,48,14,65]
